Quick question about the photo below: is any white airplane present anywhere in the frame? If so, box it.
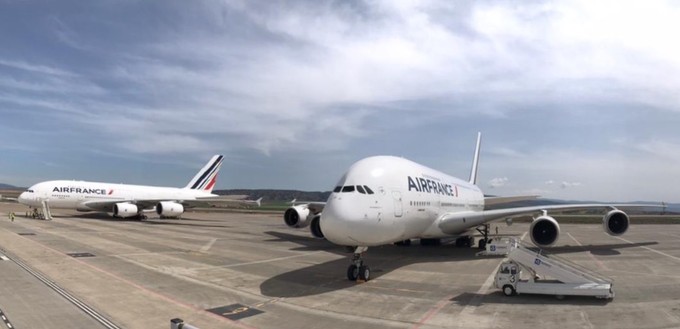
[283,133,641,281]
[18,155,259,219]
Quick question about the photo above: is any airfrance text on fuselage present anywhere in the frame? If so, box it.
[52,187,107,195]
[407,176,457,196]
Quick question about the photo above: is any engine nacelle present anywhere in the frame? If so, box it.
[284,205,313,228]
[113,203,138,218]
[156,201,184,218]
[310,215,324,239]
[530,215,560,247]
[603,209,629,236]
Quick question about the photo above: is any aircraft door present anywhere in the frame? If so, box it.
[392,191,403,217]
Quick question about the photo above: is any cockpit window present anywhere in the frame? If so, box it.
[25,190,34,193]
[363,186,374,194]
[333,186,342,193]
[356,185,366,194]
[341,185,355,193]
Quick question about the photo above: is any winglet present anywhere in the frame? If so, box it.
[185,155,224,192]
[469,132,482,185]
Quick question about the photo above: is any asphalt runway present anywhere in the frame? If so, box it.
[0,202,679,329]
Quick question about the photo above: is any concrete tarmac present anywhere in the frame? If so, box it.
[0,202,679,329]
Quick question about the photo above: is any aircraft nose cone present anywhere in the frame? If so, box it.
[321,197,398,246]
[320,200,353,246]
[18,192,28,204]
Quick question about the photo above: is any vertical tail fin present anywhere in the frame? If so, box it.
[185,155,224,192]
[469,132,482,185]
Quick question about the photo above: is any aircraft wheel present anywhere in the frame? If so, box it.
[359,265,371,281]
[347,265,359,281]
[478,239,487,250]
[503,285,516,296]
[395,239,412,246]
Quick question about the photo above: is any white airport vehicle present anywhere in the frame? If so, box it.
[494,238,614,299]
[283,133,649,281]
[18,155,259,220]
[476,236,517,256]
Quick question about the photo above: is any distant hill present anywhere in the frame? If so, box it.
[0,183,21,190]
[214,189,330,202]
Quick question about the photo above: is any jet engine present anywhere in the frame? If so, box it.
[113,203,138,218]
[530,215,560,247]
[603,209,629,236]
[310,215,324,239]
[156,201,184,218]
[284,205,313,228]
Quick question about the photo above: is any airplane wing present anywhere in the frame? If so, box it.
[80,199,161,212]
[192,196,263,207]
[289,199,326,214]
[80,197,262,213]
[438,203,659,234]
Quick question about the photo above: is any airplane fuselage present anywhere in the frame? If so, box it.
[320,156,485,247]
[19,180,215,211]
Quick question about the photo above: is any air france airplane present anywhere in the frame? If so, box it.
[18,155,258,219]
[283,133,635,281]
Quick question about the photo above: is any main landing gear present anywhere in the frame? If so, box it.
[476,223,492,249]
[347,246,370,281]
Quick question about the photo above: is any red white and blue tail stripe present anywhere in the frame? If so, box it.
[185,155,224,192]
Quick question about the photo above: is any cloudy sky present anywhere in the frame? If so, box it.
[1,0,679,202]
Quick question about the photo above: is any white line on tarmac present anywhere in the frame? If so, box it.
[455,232,526,329]
[199,238,217,252]
[216,251,326,268]
[614,236,680,262]
[566,232,608,271]
[580,311,595,329]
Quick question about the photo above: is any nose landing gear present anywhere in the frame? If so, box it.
[347,246,370,281]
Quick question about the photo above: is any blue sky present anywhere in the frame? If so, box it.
[1,0,679,202]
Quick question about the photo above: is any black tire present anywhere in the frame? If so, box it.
[359,265,371,281]
[502,285,516,296]
[478,239,487,250]
[347,265,359,281]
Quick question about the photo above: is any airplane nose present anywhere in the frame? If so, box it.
[321,198,399,246]
[18,192,35,206]
[320,201,352,246]
[18,192,27,204]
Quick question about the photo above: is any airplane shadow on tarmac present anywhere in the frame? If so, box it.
[259,231,658,299]
[526,242,659,256]
[260,231,492,298]
[451,291,612,306]
[71,213,234,229]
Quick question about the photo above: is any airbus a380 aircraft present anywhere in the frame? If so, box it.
[18,155,258,219]
[283,133,636,281]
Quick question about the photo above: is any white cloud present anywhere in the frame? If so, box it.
[4,1,680,199]
[488,177,509,188]
[560,181,582,189]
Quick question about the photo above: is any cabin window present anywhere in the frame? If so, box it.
[364,186,374,194]
[342,185,355,193]
[356,185,366,194]
[333,186,342,193]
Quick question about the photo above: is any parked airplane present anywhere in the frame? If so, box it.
[283,133,642,282]
[18,155,259,219]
